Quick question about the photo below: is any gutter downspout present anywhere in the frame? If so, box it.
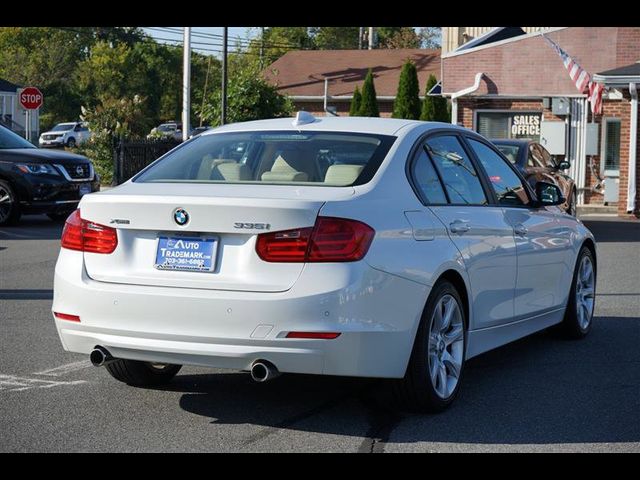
[324,78,338,116]
[628,82,638,213]
[450,72,484,125]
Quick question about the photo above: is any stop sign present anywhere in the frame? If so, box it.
[19,87,43,110]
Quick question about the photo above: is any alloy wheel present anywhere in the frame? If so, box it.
[0,184,13,223]
[575,255,595,330]
[428,294,464,399]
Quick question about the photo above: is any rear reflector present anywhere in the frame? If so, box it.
[286,332,341,339]
[256,216,374,263]
[54,312,81,322]
[61,209,118,254]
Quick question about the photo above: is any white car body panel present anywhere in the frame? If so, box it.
[52,117,596,378]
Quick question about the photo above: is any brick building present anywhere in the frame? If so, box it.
[441,27,640,216]
[263,49,441,117]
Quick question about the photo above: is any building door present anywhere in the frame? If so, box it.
[601,118,621,204]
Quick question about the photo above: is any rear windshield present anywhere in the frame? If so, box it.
[51,123,76,132]
[133,130,396,187]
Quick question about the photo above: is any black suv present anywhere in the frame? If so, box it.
[0,125,100,225]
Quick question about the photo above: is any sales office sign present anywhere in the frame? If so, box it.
[511,114,541,137]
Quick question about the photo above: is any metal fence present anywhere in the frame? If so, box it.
[113,138,181,185]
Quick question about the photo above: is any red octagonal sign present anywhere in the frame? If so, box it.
[19,87,43,110]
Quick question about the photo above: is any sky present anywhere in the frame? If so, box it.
[142,27,257,57]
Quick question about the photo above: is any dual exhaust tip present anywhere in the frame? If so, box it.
[89,346,114,367]
[90,347,280,383]
[250,360,280,383]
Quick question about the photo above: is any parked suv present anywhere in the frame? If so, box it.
[491,139,577,216]
[39,122,91,148]
[0,125,100,225]
[148,122,184,142]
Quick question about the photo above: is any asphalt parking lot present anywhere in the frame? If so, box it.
[1,214,638,452]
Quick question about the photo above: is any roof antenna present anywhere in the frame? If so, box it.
[292,111,317,127]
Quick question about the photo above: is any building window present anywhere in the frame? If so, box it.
[476,111,542,141]
[603,118,621,175]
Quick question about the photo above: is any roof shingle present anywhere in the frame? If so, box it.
[263,49,441,98]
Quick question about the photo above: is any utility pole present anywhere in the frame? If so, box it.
[359,27,363,50]
[260,26,265,69]
[182,27,191,142]
[368,27,374,49]
[199,55,212,127]
[221,27,228,126]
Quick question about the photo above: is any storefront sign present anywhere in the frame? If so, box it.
[511,115,540,137]
[476,111,542,141]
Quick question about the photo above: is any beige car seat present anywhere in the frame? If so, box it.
[261,150,310,182]
[323,164,364,185]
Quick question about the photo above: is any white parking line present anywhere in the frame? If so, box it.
[34,360,92,377]
[0,374,87,393]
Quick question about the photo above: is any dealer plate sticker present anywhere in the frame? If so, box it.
[155,237,217,272]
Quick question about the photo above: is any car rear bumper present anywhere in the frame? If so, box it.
[52,249,429,378]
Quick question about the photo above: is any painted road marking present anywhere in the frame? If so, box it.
[0,374,87,393]
[34,360,92,377]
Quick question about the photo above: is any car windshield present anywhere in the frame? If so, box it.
[51,123,76,132]
[134,130,396,187]
[0,126,36,149]
[157,124,177,132]
[495,144,521,165]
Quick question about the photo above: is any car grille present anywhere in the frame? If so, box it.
[61,163,92,180]
[43,134,61,140]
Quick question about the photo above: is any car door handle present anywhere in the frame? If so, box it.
[514,223,528,236]
[449,220,470,234]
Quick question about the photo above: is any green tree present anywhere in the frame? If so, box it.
[358,69,379,117]
[75,95,146,184]
[0,27,92,129]
[349,86,362,116]
[311,27,360,49]
[198,55,293,126]
[420,74,449,122]
[249,27,314,64]
[392,61,420,119]
[377,27,421,49]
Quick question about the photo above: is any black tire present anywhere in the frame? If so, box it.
[0,179,21,226]
[561,246,596,339]
[47,211,74,222]
[66,137,76,148]
[105,359,181,387]
[393,280,467,413]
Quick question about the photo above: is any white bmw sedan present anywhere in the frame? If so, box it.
[52,114,596,411]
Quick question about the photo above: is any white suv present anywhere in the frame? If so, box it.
[39,122,90,148]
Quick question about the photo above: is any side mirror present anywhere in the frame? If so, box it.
[535,181,565,207]
[557,160,571,170]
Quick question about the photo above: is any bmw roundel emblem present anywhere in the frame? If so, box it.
[173,208,189,226]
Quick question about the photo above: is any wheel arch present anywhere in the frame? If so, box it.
[436,269,470,331]
[581,237,597,272]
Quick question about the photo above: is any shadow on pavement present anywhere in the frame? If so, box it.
[582,217,639,243]
[0,289,54,300]
[153,315,640,447]
[0,215,64,241]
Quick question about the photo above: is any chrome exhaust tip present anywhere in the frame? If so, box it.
[250,360,280,383]
[90,346,114,367]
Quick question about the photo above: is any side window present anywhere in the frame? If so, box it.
[468,139,531,207]
[528,144,545,168]
[425,136,487,205]
[410,148,448,204]
[537,144,554,167]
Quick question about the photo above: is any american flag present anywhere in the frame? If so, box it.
[542,34,604,115]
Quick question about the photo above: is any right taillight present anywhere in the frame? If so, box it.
[61,209,118,254]
[256,216,374,263]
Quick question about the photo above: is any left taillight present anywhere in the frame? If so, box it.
[61,209,118,254]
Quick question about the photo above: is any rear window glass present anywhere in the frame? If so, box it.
[133,131,396,187]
